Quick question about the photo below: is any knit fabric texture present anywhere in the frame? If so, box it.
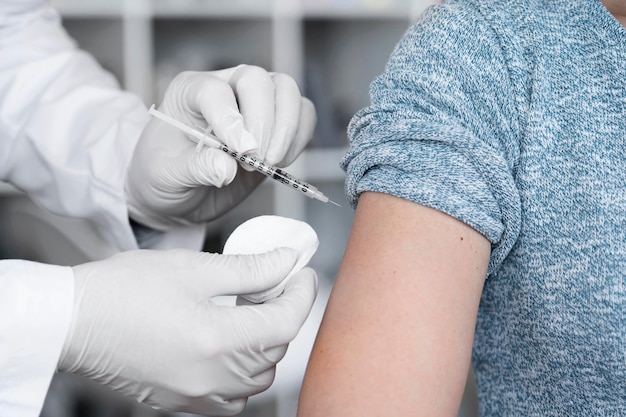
[342,0,626,415]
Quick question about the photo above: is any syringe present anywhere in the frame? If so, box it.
[148,105,340,206]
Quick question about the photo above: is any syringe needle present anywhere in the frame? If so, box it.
[329,199,341,207]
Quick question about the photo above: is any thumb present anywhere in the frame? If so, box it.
[168,146,238,188]
[227,267,319,350]
[199,247,298,297]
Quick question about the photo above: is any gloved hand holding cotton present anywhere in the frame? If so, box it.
[58,244,318,416]
[223,215,319,303]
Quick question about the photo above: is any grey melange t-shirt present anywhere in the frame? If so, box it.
[342,0,626,415]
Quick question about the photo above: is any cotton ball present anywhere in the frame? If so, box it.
[223,215,319,303]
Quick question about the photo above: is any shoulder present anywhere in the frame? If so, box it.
[402,0,570,57]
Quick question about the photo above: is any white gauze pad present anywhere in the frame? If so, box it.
[222,215,319,303]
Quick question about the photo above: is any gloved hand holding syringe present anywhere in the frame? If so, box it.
[148,105,340,206]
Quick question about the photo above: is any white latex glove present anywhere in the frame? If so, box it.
[125,65,317,231]
[58,248,318,416]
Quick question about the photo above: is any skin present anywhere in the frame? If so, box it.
[297,192,490,416]
[602,0,626,26]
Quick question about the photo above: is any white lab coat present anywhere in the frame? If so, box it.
[0,2,205,416]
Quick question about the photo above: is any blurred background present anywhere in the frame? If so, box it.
[0,0,479,416]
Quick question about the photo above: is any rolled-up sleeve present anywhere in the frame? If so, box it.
[342,2,522,274]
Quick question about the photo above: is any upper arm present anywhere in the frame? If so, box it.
[298,191,490,417]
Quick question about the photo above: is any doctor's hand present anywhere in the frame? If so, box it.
[125,65,317,231]
[58,248,318,416]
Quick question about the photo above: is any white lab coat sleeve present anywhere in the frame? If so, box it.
[0,259,74,417]
[0,1,205,252]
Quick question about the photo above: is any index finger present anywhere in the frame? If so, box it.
[217,65,277,160]
[184,72,258,153]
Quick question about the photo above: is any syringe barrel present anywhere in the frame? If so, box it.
[150,105,337,205]
[219,144,320,197]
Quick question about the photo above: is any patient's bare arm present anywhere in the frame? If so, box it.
[298,191,491,417]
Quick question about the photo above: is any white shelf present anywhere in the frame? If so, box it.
[301,1,414,19]
[51,0,433,18]
[151,0,275,18]
[50,0,126,17]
